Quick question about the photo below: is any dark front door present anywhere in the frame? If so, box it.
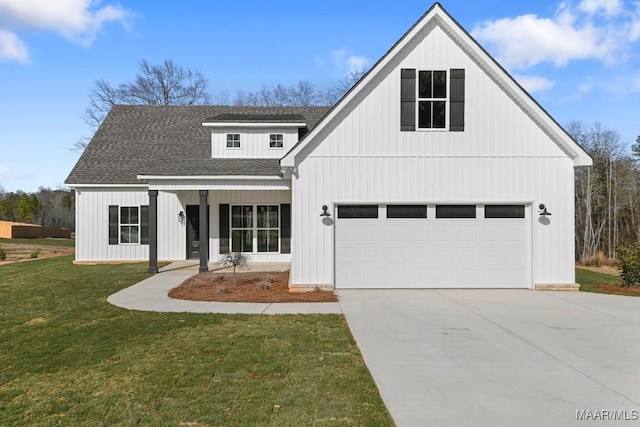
[186,205,209,260]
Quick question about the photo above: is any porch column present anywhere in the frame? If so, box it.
[199,190,209,273]
[148,190,158,274]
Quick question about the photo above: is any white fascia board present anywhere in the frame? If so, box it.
[66,184,148,188]
[137,175,286,181]
[202,122,306,128]
[281,4,592,168]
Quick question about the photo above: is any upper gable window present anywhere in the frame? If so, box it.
[226,133,240,148]
[269,134,283,148]
[418,70,447,129]
[401,68,465,132]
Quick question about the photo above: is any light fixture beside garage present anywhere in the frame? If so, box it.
[539,204,551,216]
[178,210,185,225]
[320,205,331,217]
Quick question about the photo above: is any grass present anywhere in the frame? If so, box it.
[0,256,393,426]
[0,237,75,248]
[576,266,623,294]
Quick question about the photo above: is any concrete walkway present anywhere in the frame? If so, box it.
[107,261,342,314]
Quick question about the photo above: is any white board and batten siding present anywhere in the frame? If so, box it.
[75,187,291,263]
[75,187,150,262]
[211,128,298,159]
[289,23,577,289]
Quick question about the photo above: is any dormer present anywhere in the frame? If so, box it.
[202,113,308,159]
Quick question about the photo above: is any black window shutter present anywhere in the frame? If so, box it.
[219,204,230,254]
[280,204,291,254]
[140,205,149,245]
[450,69,465,131]
[400,69,416,131]
[108,205,118,245]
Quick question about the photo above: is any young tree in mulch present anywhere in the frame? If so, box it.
[216,252,250,285]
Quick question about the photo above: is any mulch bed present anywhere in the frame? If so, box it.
[168,270,337,303]
[594,284,640,296]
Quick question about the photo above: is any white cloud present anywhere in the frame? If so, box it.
[0,0,130,63]
[471,1,639,70]
[578,81,593,95]
[0,29,28,63]
[330,48,370,76]
[513,74,556,92]
[578,0,623,15]
[346,55,369,74]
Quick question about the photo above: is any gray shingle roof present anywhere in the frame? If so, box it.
[65,105,330,185]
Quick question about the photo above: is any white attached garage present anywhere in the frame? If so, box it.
[335,204,530,289]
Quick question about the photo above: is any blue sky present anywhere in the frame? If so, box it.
[0,0,638,192]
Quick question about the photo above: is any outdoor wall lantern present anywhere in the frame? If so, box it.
[178,210,185,225]
[320,205,331,217]
[539,204,552,216]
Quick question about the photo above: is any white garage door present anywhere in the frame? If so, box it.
[335,204,530,289]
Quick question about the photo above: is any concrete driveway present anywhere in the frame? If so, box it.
[338,290,640,427]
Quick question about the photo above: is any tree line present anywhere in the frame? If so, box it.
[571,122,640,262]
[0,187,74,230]
[72,59,363,152]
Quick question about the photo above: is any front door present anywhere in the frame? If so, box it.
[186,205,209,260]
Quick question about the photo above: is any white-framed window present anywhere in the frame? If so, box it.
[226,133,241,148]
[120,207,139,244]
[257,205,279,252]
[109,205,149,245]
[269,133,283,148]
[418,70,447,129]
[230,204,279,253]
[231,205,253,252]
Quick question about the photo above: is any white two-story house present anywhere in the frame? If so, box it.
[66,3,591,290]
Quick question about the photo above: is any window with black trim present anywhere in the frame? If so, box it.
[109,205,149,245]
[257,205,279,252]
[485,205,525,218]
[337,205,378,219]
[436,205,476,218]
[401,68,464,132]
[226,133,240,148]
[269,134,283,148]
[232,205,253,252]
[418,70,447,129]
[387,205,427,218]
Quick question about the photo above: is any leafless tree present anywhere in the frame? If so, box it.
[73,59,211,152]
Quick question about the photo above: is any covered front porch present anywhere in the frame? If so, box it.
[140,175,292,274]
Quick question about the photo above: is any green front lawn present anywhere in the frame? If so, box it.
[0,256,392,426]
[0,237,75,247]
[576,266,623,294]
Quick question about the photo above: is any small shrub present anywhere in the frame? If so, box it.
[213,275,226,283]
[218,286,230,294]
[617,243,640,287]
[257,280,271,290]
[0,246,6,261]
[30,248,41,259]
[264,274,277,284]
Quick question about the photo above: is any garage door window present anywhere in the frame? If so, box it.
[338,205,378,218]
[436,205,476,218]
[387,205,427,218]
[485,205,525,218]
